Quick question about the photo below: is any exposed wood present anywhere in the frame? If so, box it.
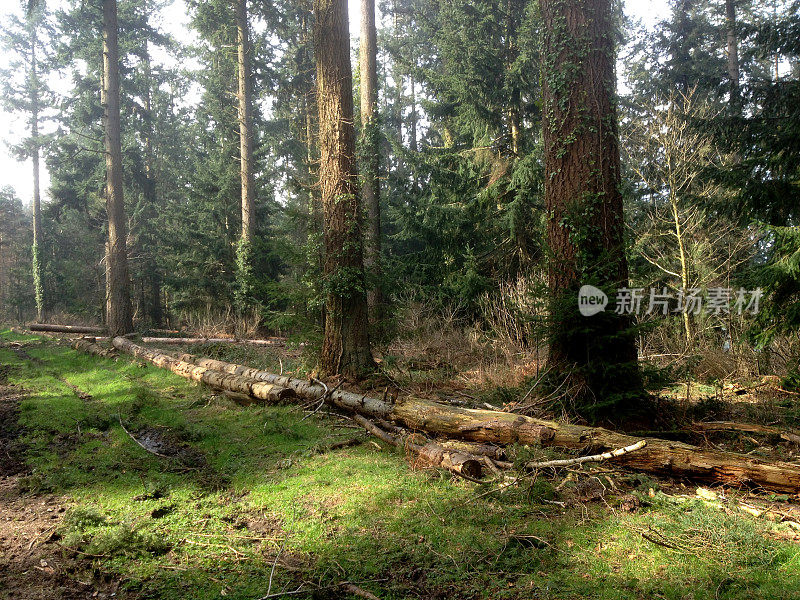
[392,398,800,493]
[141,337,286,347]
[101,338,800,493]
[157,346,393,418]
[30,324,106,334]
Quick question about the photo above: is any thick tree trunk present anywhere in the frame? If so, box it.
[235,0,256,308]
[541,0,639,410]
[102,0,133,336]
[359,0,382,315]
[100,338,800,494]
[313,0,375,378]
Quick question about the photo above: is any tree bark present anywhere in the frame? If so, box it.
[541,0,639,410]
[235,0,256,308]
[359,0,382,315]
[102,0,134,336]
[313,0,375,378]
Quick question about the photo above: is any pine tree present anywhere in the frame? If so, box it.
[541,0,640,413]
[314,0,375,377]
[0,4,53,322]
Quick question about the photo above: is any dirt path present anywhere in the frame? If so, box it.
[0,355,123,599]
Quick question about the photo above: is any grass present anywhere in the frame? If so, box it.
[3,327,800,599]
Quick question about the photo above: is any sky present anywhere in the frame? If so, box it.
[0,0,670,209]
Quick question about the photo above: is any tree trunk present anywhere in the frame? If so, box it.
[359,0,382,315]
[541,0,640,412]
[102,0,133,336]
[671,192,695,344]
[235,0,256,309]
[29,25,44,323]
[725,0,741,113]
[313,0,375,378]
[142,39,164,327]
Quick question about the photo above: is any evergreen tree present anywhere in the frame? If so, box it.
[541,0,640,413]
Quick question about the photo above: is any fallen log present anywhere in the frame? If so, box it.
[693,421,800,445]
[350,414,483,480]
[108,338,800,493]
[141,337,286,347]
[145,344,393,418]
[30,323,106,334]
[71,339,118,359]
[105,338,295,404]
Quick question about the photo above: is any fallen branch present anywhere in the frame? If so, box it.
[526,440,647,470]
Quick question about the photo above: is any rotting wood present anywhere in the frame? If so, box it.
[525,440,646,469]
[99,337,800,493]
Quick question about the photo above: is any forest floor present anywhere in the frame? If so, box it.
[3,328,800,599]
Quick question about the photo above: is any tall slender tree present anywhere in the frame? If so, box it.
[235,0,256,309]
[1,6,50,322]
[314,0,375,377]
[359,0,382,314]
[541,0,640,412]
[726,0,741,112]
[102,0,133,335]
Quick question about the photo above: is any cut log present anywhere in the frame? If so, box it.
[141,337,286,347]
[107,337,294,404]
[392,398,800,493]
[350,414,483,480]
[30,324,106,334]
[151,345,393,418]
[106,338,800,493]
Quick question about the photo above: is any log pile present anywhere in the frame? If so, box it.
[71,337,800,493]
